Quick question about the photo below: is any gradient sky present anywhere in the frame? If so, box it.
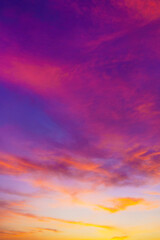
[0,0,160,240]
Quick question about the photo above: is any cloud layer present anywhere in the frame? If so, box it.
[0,1,160,240]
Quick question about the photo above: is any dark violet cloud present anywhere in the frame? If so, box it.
[0,0,159,188]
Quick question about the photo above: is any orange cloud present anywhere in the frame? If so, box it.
[0,152,71,178]
[0,199,28,211]
[0,152,30,175]
[0,230,33,237]
[60,155,112,178]
[35,227,61,233]
[126,146,160,180]
[13,211,117,230]
[111,236,128,240]
[0,187,41,198]
[0,150,103,179]
[0,227,61,239]
[97,197,145,213]
[146,191,160,196]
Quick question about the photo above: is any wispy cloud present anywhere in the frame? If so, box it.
[35,227,61,233]
[0,0,160,239]
[111,236,128,240]
[0,230,33,237]
[12,211,117,230]
[0,227,61,238]
[96,197,146,213]
[113,0,160,21]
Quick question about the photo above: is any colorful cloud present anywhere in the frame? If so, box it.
[0,0,160,240]
[96,197,146,213]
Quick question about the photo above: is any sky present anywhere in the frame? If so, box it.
[0,0,160,239]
